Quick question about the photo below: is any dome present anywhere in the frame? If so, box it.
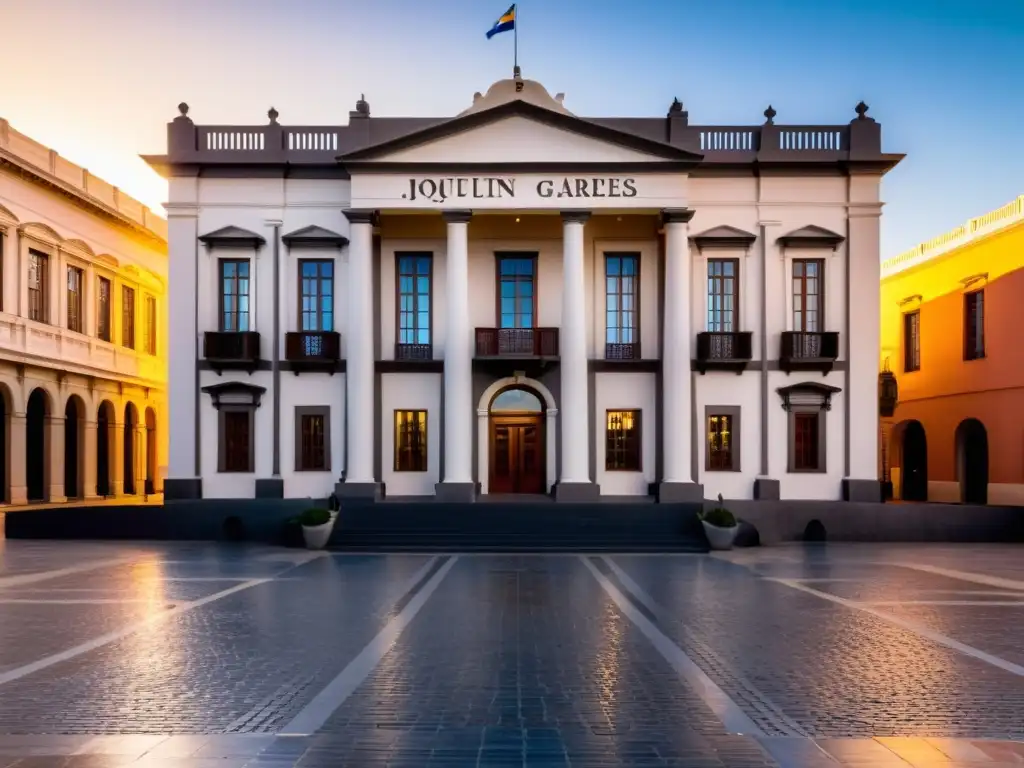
[459,73,572,116]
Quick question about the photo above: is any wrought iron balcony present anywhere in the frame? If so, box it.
[878,369,898,417]
[395,343,433,361]
[475,327,559,358]
[285,331,341,373]
[695,332,753,374]
[605,342,641,361]
[780,331,840,374]
[203,331,260,372]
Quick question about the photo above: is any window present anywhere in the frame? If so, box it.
[121,286,135,349]
[903,310,920,372]
[295,406,330,471]
[145,296,157,355]
[778,382,835,474]
[707,259,738,332]
[0,233,4,312]
[964,290,984,360]
[222,411,252,472]
[793,413,820,471]
[396,253,432,356]
[605,409,642,471]
[792,259,824,332]
[497,255,535,328]
[67,266,84,333]
[394,410,427,472]
[27,250,48,322]
[219,259,251,332]
[605,253,639,358]
[97,277,112,341]
[299,260,333,331]
[706,406,740,471]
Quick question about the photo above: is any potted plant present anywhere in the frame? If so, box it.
[299,507,334,550]
[699,494,739,551]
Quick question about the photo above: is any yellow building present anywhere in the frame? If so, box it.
[0,117,168,504]
[880,195,1024,505]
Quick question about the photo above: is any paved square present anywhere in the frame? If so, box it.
[0,539,1023,766]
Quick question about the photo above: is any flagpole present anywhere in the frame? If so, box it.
[513,3,519,76]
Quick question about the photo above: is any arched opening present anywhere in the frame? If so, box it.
[956,418,988,505]
[900,420,928,501]
[123,402,138,495]
[0,384,11,503]
[144,407,157,495]
[488,386,545,494]
[26,388,49,501]
[96,400,115,496]
[64,396,85,499]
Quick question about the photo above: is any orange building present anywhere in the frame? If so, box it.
[880,195,1024,505]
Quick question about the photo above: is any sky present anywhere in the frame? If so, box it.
[2,0,1022,258]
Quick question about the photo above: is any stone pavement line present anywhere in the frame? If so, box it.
[769,577,1024,678]
[890,562,1024,592]
[860,600,1024,607]
[0,598,184,605]
[0,557,134,589]
[0,551,326,688]
[279,555,458,736]
[600,555,811,739]
[579,555,765,737]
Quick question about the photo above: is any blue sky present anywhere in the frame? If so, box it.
[2,0,1021,257]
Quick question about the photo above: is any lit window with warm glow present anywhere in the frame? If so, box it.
[395,410,428,472]
[606,409,641,471]
[708,414,734,470]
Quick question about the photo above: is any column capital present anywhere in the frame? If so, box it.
[560,210,591,224]
[442,209,473,224]
[342,209,376,225]
[661,208,695,224]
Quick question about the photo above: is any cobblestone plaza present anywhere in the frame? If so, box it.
[1,540,1023,766]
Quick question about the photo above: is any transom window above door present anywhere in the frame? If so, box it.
[497,254,536,329]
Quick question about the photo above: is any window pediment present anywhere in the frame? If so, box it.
[777,381,842,411]
[198,226,266,249]
[202,381,266,409]
[282,225,349,249]
[692,225,757,250]
[777,225,845,250]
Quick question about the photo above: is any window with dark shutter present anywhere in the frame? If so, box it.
[903,310,920,372]
[964,290,984,360]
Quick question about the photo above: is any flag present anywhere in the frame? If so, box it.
[486,4,516,39]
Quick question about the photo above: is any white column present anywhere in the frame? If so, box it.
[559,211,591,487]
[344,211,376,488]
[440,211,474,493]
[2,226,18,314]
[662,209,695,485]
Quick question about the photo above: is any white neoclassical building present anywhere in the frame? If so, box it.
[0,118,168,505]
[145,76,902,504]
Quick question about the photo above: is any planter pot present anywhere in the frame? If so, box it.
[702,520,739,551]
[302,521,333,550]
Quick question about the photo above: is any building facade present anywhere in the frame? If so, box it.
[0,118,168,505]
[146,76,901,503]
[880,195,1024,506]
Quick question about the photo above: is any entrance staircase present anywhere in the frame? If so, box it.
[327,499,709,553]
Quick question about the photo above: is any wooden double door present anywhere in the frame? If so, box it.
[489,414,545,494]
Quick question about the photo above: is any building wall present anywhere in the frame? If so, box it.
[880,197,1024,504]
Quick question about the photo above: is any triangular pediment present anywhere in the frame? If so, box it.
[282,225,348,248]
[342,100,702,166]
[778,225,845,249]
[198,225,266,248]
[692,225,757,250]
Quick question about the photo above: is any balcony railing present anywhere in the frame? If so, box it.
[695,332,753,374]
[475,327,559,358]
[203,331,261,371]
[395,343,433,361]
[605,342,641,360]
[285,331,341,372]
[780,331,840,374]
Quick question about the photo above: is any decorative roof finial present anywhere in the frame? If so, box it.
[354,93,370,115]
[267,107,279,124]
[764,105,777,125]
[670,97,683,114]
[178,102,189,117]
[855,101,870,120]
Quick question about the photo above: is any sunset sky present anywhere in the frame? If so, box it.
[2,0,1021,256]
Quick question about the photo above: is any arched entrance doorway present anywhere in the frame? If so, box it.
[144,407,157,495]
[488,387,545,494]
[96,400,115,496]
[123,402,138,495]
[64,396,84,499]
[26,388,49,501]
[956,418,988,504]
[901,420,928,501]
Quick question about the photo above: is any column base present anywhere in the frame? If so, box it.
[753,478,780,501]
[46,492,68,504]
[164,478,203,500]
[655,482,704,503]
[435,482,476,502]
[335,481,383,501]
[843,478,882,503]
[255,478,285,499]
[8,487,27,505]
[553,482,601,502]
